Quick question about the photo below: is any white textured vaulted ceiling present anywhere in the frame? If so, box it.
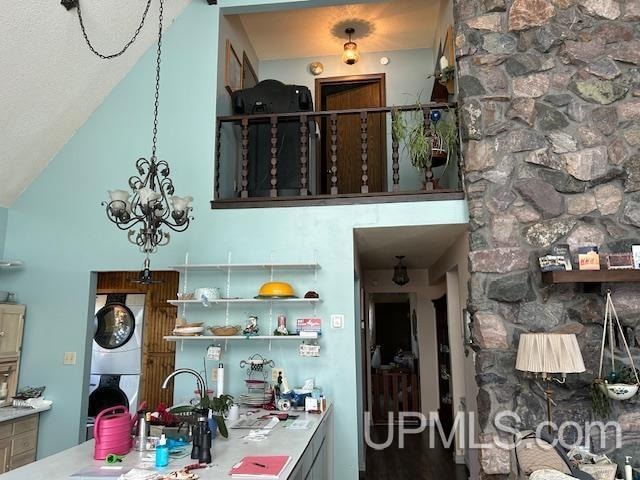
[238,0,440,60]
[0,0,190,207]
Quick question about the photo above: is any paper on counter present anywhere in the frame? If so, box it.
[286,419,314,430]
[118,468,159,480]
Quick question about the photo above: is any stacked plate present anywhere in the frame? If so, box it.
[172,325,205,336]
[238,390,271,407]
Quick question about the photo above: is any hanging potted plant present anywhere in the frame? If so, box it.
[591,291,640,417]
[392,100,458,190]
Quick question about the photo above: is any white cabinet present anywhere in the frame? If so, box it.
[289,408,333,480]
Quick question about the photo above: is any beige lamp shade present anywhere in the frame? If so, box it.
[516,333,586,374]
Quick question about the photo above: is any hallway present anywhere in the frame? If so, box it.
[359,426,469,480]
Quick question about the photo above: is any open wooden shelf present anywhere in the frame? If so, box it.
[542,270,640,284]
[169,262,320,272]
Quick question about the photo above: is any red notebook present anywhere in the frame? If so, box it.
[229,456,291,478]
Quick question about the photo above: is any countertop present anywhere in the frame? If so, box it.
[0,404,51,423]
[0,405,332,479]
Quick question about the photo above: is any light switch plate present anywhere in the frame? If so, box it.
[331,314,344,329]
[63,352,76,365]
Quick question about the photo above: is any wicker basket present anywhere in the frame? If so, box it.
[579,464,617,480]
[209,325,241,336]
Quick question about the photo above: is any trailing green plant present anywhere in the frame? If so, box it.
[590,379,611,418]
[392,98,459,180]
[614,366,640,385]
[170,394,234,438]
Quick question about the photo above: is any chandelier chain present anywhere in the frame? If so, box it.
[76,0,153,60]
[152,0,164,159]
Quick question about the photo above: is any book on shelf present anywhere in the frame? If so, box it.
[229,455,291,478]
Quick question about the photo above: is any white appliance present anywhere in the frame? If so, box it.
[91,294,145,375]
[87,374,140,417]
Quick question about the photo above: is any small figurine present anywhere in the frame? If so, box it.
[243,315,259,335]
[274,313,289,336]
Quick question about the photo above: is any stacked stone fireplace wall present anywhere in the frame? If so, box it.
[453,0,640,475]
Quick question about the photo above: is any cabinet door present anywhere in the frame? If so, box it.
[0,438,11,473]
[0,306,25,358]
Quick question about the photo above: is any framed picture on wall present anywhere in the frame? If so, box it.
[225,40,242,95]
[242,52,258,89]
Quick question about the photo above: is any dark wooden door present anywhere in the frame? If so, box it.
[433,295,453,436]
[321,79,386,194]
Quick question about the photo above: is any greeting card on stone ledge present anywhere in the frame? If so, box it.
[577,246,600,271]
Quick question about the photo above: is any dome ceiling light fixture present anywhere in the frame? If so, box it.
[342,27,360,65]
[392,256,410,286]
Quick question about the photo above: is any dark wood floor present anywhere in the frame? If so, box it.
[359,426,469,480]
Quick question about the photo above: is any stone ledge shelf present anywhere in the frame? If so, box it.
[542,270,640,284]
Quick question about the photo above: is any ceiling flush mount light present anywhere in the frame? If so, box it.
[82,0,194,283]
[342,28,360,65]
[392,256,410,286]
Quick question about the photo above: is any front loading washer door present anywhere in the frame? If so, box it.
[94,302,135,350]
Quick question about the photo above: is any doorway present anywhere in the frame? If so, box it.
[316,74,387,194]
[368,293,420,424]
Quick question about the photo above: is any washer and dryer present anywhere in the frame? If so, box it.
[87,293,145,434]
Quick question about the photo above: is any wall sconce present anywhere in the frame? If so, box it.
[392,256,410,286]
[342,28,360,65]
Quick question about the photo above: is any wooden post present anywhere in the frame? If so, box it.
[240,117,249,198]
[391,112,400,193]
[330,114,339,195]
[300,114,309,196]
[270,116,278,198]
[214,120,222,200]
[360,111,369,194]
[422,106,434,191]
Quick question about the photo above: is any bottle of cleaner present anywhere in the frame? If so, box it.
[625,456,633,480]
[155,434,169,468]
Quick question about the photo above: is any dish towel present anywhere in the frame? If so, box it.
[118,468,159,480]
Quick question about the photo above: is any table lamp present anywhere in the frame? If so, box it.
[516,333,585,430]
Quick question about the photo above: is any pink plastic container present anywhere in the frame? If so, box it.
[93,406,133,460]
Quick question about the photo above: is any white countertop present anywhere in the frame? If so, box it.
[0,404,51,423]
[0,405,331,479]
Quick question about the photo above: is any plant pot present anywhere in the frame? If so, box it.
[605,383,638,400]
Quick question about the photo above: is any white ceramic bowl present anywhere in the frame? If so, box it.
[606,383,639,400]
[194,287,221,301]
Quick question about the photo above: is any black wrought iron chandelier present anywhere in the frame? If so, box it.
[83,0,193,282]
[392,256,410,286]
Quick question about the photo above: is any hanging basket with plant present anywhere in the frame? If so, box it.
[591,291,640,418]
[392,100,458,190]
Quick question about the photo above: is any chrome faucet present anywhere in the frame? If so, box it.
[161,368,207,400]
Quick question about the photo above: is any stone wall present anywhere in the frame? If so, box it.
[453,0,640,475]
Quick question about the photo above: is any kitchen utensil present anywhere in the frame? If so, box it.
[209,325,241,336]
[93,405,133,460]
[194,287,221,301]
[256,281,295,298]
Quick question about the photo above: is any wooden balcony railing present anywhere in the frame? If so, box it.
[212,102,462,208]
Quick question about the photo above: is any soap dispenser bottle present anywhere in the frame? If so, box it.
[155,434,169,468]
[625,456,633,480]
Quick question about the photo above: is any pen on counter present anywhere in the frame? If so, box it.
[252,462,267,468]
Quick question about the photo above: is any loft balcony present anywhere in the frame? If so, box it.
[211,103,464,209]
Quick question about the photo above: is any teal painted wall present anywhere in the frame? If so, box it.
[0,1,468,478]
[0,207,7,258]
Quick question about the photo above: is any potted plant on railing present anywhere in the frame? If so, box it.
[392,101,458,190]
[170,393,234,438]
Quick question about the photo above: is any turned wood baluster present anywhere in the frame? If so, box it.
[422,106,434,191]
[360,111,369,194]
[330,114,339,195]
[299,114,309,196]
[391,112,400,193]
[270,116,278,198]
[240,117,249,198]
[215,119,222,199]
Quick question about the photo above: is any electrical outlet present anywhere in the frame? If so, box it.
[331,314,344,329]
[271,368,285,382]
[63,352,76,365]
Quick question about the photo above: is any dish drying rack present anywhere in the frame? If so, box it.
[238,354,274,407]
